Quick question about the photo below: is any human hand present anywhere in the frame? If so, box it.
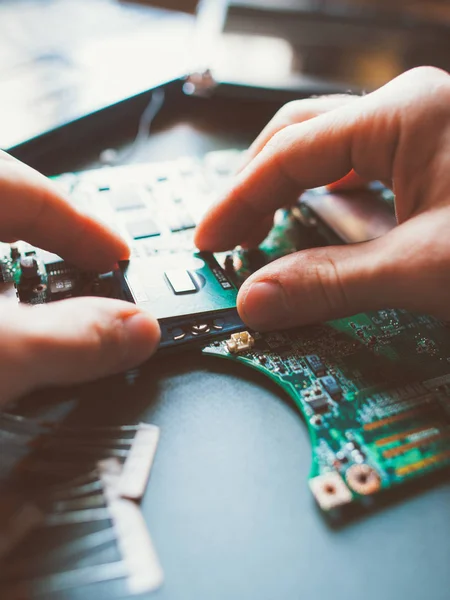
[0,152,160,404]
[195,67,450,331]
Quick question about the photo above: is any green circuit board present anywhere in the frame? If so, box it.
[205,211,450,512]
[1,150,449,514]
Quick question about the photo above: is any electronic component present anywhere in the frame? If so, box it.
[305,394,330,414]
[0,418,163,596]
[345,464,381,495]
[296,187,397,244]
[202,209,450,514]
[99,458,164,595]
[308,472,353,511]
[164,269,197,295]
[126,217,160,240]
[20,256,39,280]
[46,263,79,301]
[117,424,160,501]
[5,149,450,520]
[108,186,146,211]
[119,252,243,351]
[108,497,163,595]
[10,245,20,261]
[226,331,255,354]
[320,375,342,400]
[48,276,75,300]
[168,209,196,233]
[16,255,45,302]
[305,354,326,377]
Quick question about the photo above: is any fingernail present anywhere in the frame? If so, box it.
[240,281,286,329]
[121,311,160,368]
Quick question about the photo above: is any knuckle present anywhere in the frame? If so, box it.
[398,67,450,107]
[264,126,295,154]
[275,99,323,128]
[277,100,305,123]
[265,128,283,151]
[276,94,355,126]
[403,65,450,85]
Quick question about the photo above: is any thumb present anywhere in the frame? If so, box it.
[0,297,160,404]
[237,212,450,330]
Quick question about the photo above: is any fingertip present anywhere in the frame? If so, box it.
[195,188,245,251]
[237,279,288,331]
[121,310,161,369]
[240,214,274,249]
[113,233,131,261]
[90,216,130,262]
[104,232,130,269]
[0,298,162,401]
[193,222,209,251]
[76,218,130,272]
[194,218,228,252]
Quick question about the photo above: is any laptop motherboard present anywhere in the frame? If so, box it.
[1,150,450,516]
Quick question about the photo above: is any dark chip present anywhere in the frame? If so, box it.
[109,187,146,211]
[10,246,20,261]
[168,210,196,233]
[49,277,76,300]
[20,256,39,279]
[246,248,267,272]
[126,218,160,240]
[306,395,329,413]
[305,354,326,376]
[320,375,342,400]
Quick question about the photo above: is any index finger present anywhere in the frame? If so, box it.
[240,94,357,171]
[0,154,129,271]
[195,67,450,251]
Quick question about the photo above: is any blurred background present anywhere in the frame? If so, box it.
[1,0,450,151]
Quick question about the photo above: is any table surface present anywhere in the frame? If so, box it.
[131,353,450,600]
[10,88,449,600]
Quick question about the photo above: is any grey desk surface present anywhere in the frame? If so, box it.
[54,349,450,600]
[15,99,450,600]
[139,355,450,600]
